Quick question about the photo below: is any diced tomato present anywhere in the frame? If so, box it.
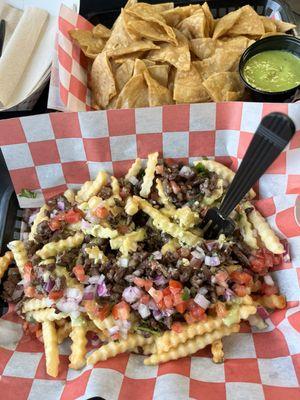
[163,295,174,309]
[49,290,64,300]
[64,209,83,224]
[250,255,267,275]
[184,311,197,324]
[73,264,86,282]
[232,283,248,297]
[216,286,226,296]
[175,302,188,314]
[112,301,130,320]
[162,287,171,296]
[95,303,110,321]
[48,219,61,231]
[190,305,205,320]
[273,254,283,266]
[231,271,253,286]
[95,206,109,219]
[171,322,183,333]
[24,286,36,298]
[23,262,33,281]
[148,287,163,303]
[215,302,228,318]
[264,251,274,268]
[172,291,184,306]
[169,280,183,294]
[261,283,279,296]
[215,271,229,285]
[140,294,150,304]
[157,299,166,310]
[133,277,153,291]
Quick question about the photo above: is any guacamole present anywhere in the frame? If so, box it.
[243,50,300,92]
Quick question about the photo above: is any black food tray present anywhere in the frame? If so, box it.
[0,0,299,315]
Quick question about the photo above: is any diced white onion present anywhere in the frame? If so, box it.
[152,251,162,260]
[138,303,151,319]
[194,293,210,310]
[179,165,193,178]
[264,274,275,286]
[205,255,220,267]
[191,249,205,260]
[119,258,129,268]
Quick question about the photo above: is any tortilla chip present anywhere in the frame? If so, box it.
[177,8,207,39]
[190,36,250,60]
[212,8,242,39]
[144,69,173,106]
[133,59,148,75]
[126,3,177,45]
[168,66,176,94]
[197,48,242,80]
[227,6,264,37]
[107,95,118,109]
[104,10,159,58]
[141,59,156,66]
[114,51,145,64]
[115,59,135,91]
[260,32,287,39]
[69,29,106,59]
[92,24,111,39]
[202,2,214,37]
[202,71,244,102]
[148,65,170,87]
[147,29,190,71]
[174,62,210,103]
[260,16,276,33]
[273,19,296,33]
[116,74,149,109]
[161,5,201,27]
[151,3,174,12]
[91,52,117,109]
[124,10,177,44]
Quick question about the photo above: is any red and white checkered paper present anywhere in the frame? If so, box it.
[0,102,300,400]
[47,5,288,112]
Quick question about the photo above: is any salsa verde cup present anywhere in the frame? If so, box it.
[239,35,300,102]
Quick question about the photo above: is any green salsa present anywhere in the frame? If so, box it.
[243,50,300,92]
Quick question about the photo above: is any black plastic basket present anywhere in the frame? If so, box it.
[0,0,299,315]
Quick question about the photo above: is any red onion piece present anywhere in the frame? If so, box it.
[194,293,210,310]
[153,310,163,321]
[138,303,151,318]
[264,274,275,286]
[122,286,142,304]
[65,287,83,303]
[153,275,167,287]
[148,299,159,311]
[206,241,218,252]
[97,281,108,297]
[81,219,91,230]
[57,201,65,211]
[179,166,193,178]
[108,326,119,336]
[83,285,96,300]
[257,306,270,320]
[152,251,162,260]
[205,255,220,267]
[56,298,79,313]
[130,301,140,311]
[191,249,205,260]
[161,308,175,317]
[44,279,55,293]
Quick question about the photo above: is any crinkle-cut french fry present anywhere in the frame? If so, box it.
[26,309,68,322]
[69,325,88,369]
[125,196,139,216]
[22,297,54,313]
[7,240,28,276]
[143,342,157,355]
[87,334,154,365]
[247,206,284,254]
[110,228,146,256]
[203,179,224,206]
[56,318,68,328]
[111,176,121,200]
[134,196,201,246]
[155,304,256,353]
[211,339,224,363]
[85,246,108,264]
[255,294,286,310]
[64,189,75,205]
[238,209,258,249]
[57,321,72,344]
[248,313,268,330]
[156,178,172,208]
[144,324,240,365]
[42,321,59,377]
[0,251,13,280]
[140,152,158,198]
[36,232,84,259]
[28,205,50,242]
[195,159,256,199]
[87,313,116,331]
[75,171,108,203]
[125,158,142,180]
[161,238,180,255]
[82,223,119,239]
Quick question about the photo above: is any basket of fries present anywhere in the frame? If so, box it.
[0,101,299,399]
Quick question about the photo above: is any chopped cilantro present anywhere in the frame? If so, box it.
[181,287,190,301]
[148,255,154,261]
[19,188,37,198]
[195,163,208,176]
[134,325,161,335]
